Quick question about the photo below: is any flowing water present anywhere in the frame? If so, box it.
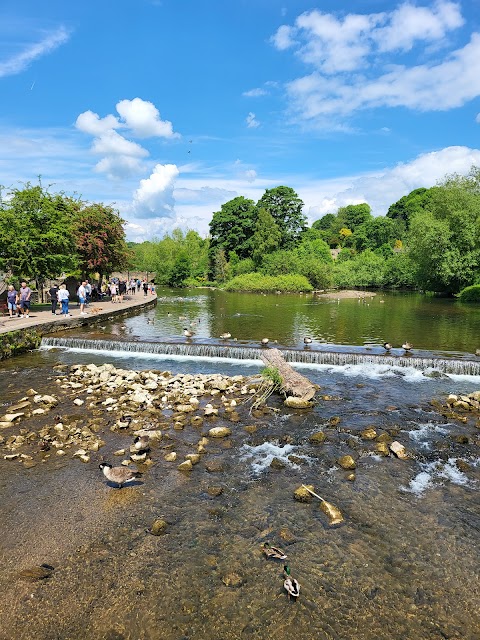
[0,289,479,640]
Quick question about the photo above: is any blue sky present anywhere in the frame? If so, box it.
[1,0,479,241]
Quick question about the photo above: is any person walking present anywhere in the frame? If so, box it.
[6,285,18,319]
[19,281,32,318]
[49,283,59,315]
[77,281,87,315]
[142,279,148,297]
[85,280,92,305]
[57,284,70,316]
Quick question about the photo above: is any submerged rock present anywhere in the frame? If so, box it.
[309,431,326,444]
[338,455,356,470]
[150,519,168,535]
[293,485,314,503]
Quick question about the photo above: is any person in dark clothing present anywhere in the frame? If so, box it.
[49,284,59,315]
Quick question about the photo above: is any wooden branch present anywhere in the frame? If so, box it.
[260,348,316,402]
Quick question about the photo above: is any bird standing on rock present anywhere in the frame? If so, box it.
[304,337,312,344]
[184,327,195,338]
[402,342,413,352]
[383,342,392,351]
[99,463,142,488]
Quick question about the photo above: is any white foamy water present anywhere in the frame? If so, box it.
[403,458,474,496]
[240,441,306,475]
[407,422,450,449]
[295,361,437,382]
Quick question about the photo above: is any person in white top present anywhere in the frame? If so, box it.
[77,281,87,315]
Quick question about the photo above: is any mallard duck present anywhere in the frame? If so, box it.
[383,342,392,351]
[184,327,195,338]
[304,337,312,344]
[220,332,231,339]
[263,542,287,560]
[261,337,269,345]
[402,342,413,352]
[283,565,300,599]
[99,463,142,488]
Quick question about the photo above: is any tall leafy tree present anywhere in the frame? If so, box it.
[0,183,77,293]
[74,203,131,285]
[251,207,282,268]
[387,187,433,231]
[337,203,372,231]
[256,186,306,249]
[209,196,257,261]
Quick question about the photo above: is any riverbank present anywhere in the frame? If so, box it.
[0,293,157,359]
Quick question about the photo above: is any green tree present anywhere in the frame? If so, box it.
[407,168,480,293]
[74,203,131,285]
[168,253,191,287]
[337,203,372,231]
[256,186,306,249]
[209,196,257,263]
[0,183,78,294]
[387,187,433,232]
[312,213,336,231]
[353,217,396,251]
[251,207,282,268]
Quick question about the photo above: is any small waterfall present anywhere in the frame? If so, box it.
[40,337,480,375]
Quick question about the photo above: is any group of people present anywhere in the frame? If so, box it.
[47,282,90,316]
[6,282,33,319]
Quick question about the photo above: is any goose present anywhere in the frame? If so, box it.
[304,337,312,344]
[383,342,392,351]
[283,565,300,599]
[402,342,413,352]
[184,327,195,338]
[133,435,150,451]
[220,332,231,339]
[476,349,480,356]
[99,463,142,488]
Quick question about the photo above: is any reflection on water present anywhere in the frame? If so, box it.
[0,297,479,639]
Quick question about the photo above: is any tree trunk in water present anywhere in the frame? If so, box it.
[260,348,316,401]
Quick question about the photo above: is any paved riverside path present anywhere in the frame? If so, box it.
[0,292,157,336]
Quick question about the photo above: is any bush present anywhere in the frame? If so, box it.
[223,272,312,292]
[458,284,480,302]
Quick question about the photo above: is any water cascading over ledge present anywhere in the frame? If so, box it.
[40,337,480,376]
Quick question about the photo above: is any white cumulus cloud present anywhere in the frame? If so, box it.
[132,163,179,219]
[116,98,179,139]
[75,111,120,136]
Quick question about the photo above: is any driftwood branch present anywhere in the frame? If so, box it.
[260,348,316,402]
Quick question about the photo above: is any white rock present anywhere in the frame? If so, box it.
[208,427,232,438]
[73,398,84,406]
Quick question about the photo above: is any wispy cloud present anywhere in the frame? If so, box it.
[0,26,71,78]
[243,87,268,97]
[270,1,476,129]
[246,112,260,128]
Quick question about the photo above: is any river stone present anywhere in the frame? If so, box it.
[176,404,195,413]
[346,472,356,481]
[185,453,201,465]
[205,460,224,473]
[309,431,326,444]
[114,449,126,456]
[244,425,257,434]
[389,441,408,459]
[270,457,286,470]
[284,397,313,409]
[376,433,392,444]
[150,519,168,535]
[40,395,58,405]
[361,427,377,440]
[279,527,297,544]
[375,442,390,456]
[9,400,31,411]
[222,572,244,587]
[4,454,20,460]
[293,485,314,503]
[164,452,177,462]
[25,388,38,396]
[178,460,193,472]
[455,459,471,472]
[191,416,204,427]
[3,413,25,422]
[208,427,231,438]
[207,486,223,497]
[204,405,218,416]
[338,455,356,470]
[73,398,84,406]
[18,565,53,581]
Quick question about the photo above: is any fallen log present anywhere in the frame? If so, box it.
[260,348,316,402]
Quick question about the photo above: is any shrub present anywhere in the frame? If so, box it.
[458,284,480,302]
[223,272,312,292]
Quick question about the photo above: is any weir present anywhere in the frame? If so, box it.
[40,337,480,376]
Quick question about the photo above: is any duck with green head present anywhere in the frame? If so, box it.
[283,565,300,599]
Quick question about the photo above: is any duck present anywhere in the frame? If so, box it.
[184,327,195,338]
[304,337,312,344]
[263,542,287,560]
[146,318,155,325]
[283,565,300,599]
[383,342,392,351]
[133,435,150,452]
[402,342,413,352]
[220,332,231,340]
[261,337,269,346]
[99,463,142,488]
[476,349,480,356]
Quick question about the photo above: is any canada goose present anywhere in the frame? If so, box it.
[99,463,142,488]
[261,338,269,346]
[283,565,300,599]
[184,327,195,338]
[402,342,413,352]
[133,435,150,451]
[220,332,231,339]
[304,337,312,344]
[383,342,392,351]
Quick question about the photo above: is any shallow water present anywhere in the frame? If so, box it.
[0,293,480,640]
